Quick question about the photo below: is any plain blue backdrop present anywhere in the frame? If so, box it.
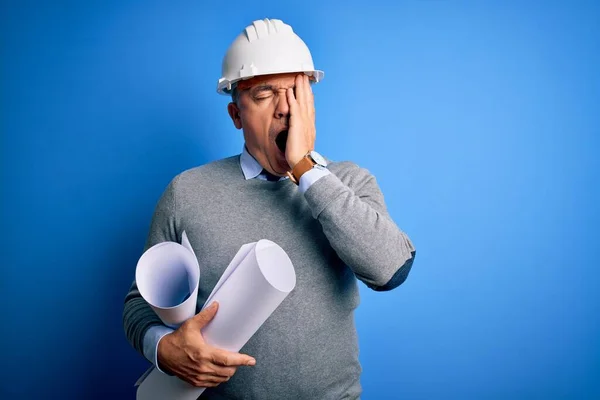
[1,1,599,399]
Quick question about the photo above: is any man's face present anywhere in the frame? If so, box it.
[227,73,299,176]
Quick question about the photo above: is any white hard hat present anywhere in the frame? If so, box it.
[217,18,324,95]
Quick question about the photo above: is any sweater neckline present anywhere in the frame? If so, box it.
[237,155,294,187]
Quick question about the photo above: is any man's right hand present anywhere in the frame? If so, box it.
[157,302,256,388]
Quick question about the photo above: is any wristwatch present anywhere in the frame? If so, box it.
[287,150,328,185]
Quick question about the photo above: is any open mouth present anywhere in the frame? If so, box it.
[275,129,288,153]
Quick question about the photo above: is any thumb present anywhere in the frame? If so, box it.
[191,301,219,328]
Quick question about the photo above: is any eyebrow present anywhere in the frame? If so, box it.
[249,84,295,96]
[248,85,275,97]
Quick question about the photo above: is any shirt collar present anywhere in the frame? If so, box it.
[240,145,265,180]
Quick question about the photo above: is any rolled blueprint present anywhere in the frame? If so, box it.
[136,239,296,400]
[135,232,200,328]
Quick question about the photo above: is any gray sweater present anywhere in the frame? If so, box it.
[123,155,416,399]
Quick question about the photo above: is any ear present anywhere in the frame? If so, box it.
[227,102,243,130]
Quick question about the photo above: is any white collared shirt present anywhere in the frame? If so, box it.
[239,145,330,193]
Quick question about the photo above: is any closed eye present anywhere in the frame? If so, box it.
[255,94,273,101]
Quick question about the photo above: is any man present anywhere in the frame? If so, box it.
[123,18,416,399]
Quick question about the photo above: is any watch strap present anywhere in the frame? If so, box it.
[287,154,316,185]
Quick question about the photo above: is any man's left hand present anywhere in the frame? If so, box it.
[285,74,315,168]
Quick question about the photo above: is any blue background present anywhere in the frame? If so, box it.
[2,1,599,399]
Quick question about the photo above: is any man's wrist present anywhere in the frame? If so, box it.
[143,325,175,375]
[287,156,315,184]
[288,150,328,185]
[299,165,330,193]
[156,331,174,374]
[288,149,311,169]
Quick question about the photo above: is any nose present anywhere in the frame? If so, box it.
[274,91,290,119]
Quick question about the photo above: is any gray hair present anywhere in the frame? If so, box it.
[231,86,239,104]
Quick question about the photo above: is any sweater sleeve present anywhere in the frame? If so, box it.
[123,178,180,356]
[303,163,415,291]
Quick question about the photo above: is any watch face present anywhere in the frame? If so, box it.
[310,150,327,166]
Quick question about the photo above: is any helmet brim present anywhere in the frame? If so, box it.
[217,69,324,95]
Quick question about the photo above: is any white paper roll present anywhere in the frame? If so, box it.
[136,239,296,400]
[135,232,200,328]
[201,239,296,352]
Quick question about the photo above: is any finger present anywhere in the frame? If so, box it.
[191,302,219,328]
[304,74,314,111]
[212,348,256,367]
[197,361,237,378]
[210,364,237,378]
[197,360,234,374]
[196,372,228,383]
[286,88,298,116]
[294,74,305,105]
[189,377,222,388]
[301,74,310,108]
